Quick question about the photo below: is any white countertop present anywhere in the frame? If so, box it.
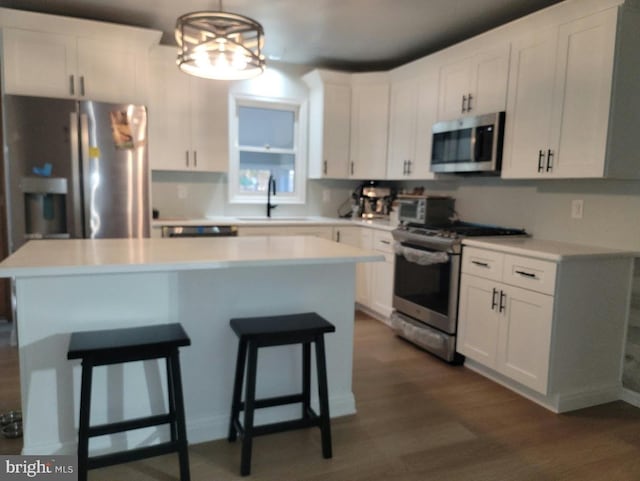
[463,237,638,261]
[152,216,397,232]
[0,236,384,278]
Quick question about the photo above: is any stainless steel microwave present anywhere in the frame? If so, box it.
[430,111,505,174]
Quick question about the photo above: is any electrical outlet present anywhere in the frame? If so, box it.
[177,184,188,200]
[571,199,584,219]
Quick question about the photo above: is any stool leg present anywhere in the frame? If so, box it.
[241,342,258,476]
[228,338,248,442]
[169,350,191,481]
[77,359,93,481]
[302,342,311,419]
[166,356,177,443]
[315,336,332,459]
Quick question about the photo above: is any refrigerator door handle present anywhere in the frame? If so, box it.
[80,113,93,238]
[70,112,84,238]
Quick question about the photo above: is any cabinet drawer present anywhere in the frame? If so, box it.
[373,231,394,253]
[461,246,504,282]
[503,255,556,295]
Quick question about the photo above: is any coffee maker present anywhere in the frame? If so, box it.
[352,182,394,219]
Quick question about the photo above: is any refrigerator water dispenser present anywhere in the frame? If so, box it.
[21,177,69,240]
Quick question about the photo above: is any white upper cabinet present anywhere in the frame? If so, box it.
[2,18,158,104]
[437,44,510,121]
[148,46,229,172]
[302,69,351,179]
[503,5,640,179]
[386,65,439,180]
[349,72,389,180]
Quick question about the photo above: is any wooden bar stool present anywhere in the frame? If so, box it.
[228,312,336,476]
[67,323,191,481]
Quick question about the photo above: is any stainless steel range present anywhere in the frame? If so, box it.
[391,221,526,363]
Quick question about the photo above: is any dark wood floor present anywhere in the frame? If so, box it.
[3,313,640,479]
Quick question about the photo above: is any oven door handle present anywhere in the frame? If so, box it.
[394,242,450,265]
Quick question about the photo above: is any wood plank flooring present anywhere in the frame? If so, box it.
[3,312,640,479]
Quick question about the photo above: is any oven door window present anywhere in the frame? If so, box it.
[394,247,451,316]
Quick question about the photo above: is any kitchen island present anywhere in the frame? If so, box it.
[0,236,382,455]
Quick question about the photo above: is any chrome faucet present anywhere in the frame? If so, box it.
[266,174,277,218]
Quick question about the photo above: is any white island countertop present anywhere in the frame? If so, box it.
[0,236,383,278]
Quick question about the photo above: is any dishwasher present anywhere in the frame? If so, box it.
[161,225,238,237]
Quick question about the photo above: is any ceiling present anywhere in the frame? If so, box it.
[0,0,564,71]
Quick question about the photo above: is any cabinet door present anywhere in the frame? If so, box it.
[501,28,558,178]
[549,8,616,178]
[370,252,394,318]
[148,47,191,171]
[3,28,77,98]
[76,39,139,103]
[414,68,439,180]
[322,83,351,178]
[336,227,370,306]
[498,285,553,394]
[471,44,510,116]
[437,57,472,121]
[457,274,500,368]
[387,77,418,179]
[190,77,230,172]
[350,82,389,179]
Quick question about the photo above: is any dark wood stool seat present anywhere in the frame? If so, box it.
[228,312,336,476]
[67,323,191,481]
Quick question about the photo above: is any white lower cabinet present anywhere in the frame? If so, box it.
[369,231,395,319]
[335,226,394,318]
[458,274,552,393]
[457,242,634,412]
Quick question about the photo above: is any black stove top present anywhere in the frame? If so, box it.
[393,221,527,252]
[405,221,526,237]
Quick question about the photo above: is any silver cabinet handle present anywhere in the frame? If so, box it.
[538,150,545,173]
[350,161,354,175]
[461,95,468,113]
[336,230,341,242]
[79,76,85,96]
[467,93,473,112]
[546,149,554,172]
[194,150,198,168]
[380,240,391,245]
[499,291,506,313]
[407,160,412,175]
[69,75,75,96]
[323,160,327,175]
[185,150,189,167]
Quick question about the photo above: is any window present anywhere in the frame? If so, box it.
[229,95,307,204]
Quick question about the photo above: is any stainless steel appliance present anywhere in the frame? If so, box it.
[353,182,394,219]
[396,195,455,225]
[391,221,526,363]
[431,111,505,174]
[161,225,238,237]
[4,94,150,253]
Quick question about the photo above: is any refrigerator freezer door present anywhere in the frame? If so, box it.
[79,101,150,239]
[3,95,80,252]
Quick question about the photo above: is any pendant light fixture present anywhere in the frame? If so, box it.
[175,1,265,80]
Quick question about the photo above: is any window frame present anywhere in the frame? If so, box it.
[228,93,307,204]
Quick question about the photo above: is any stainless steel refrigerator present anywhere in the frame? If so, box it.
[3,94,150,253]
